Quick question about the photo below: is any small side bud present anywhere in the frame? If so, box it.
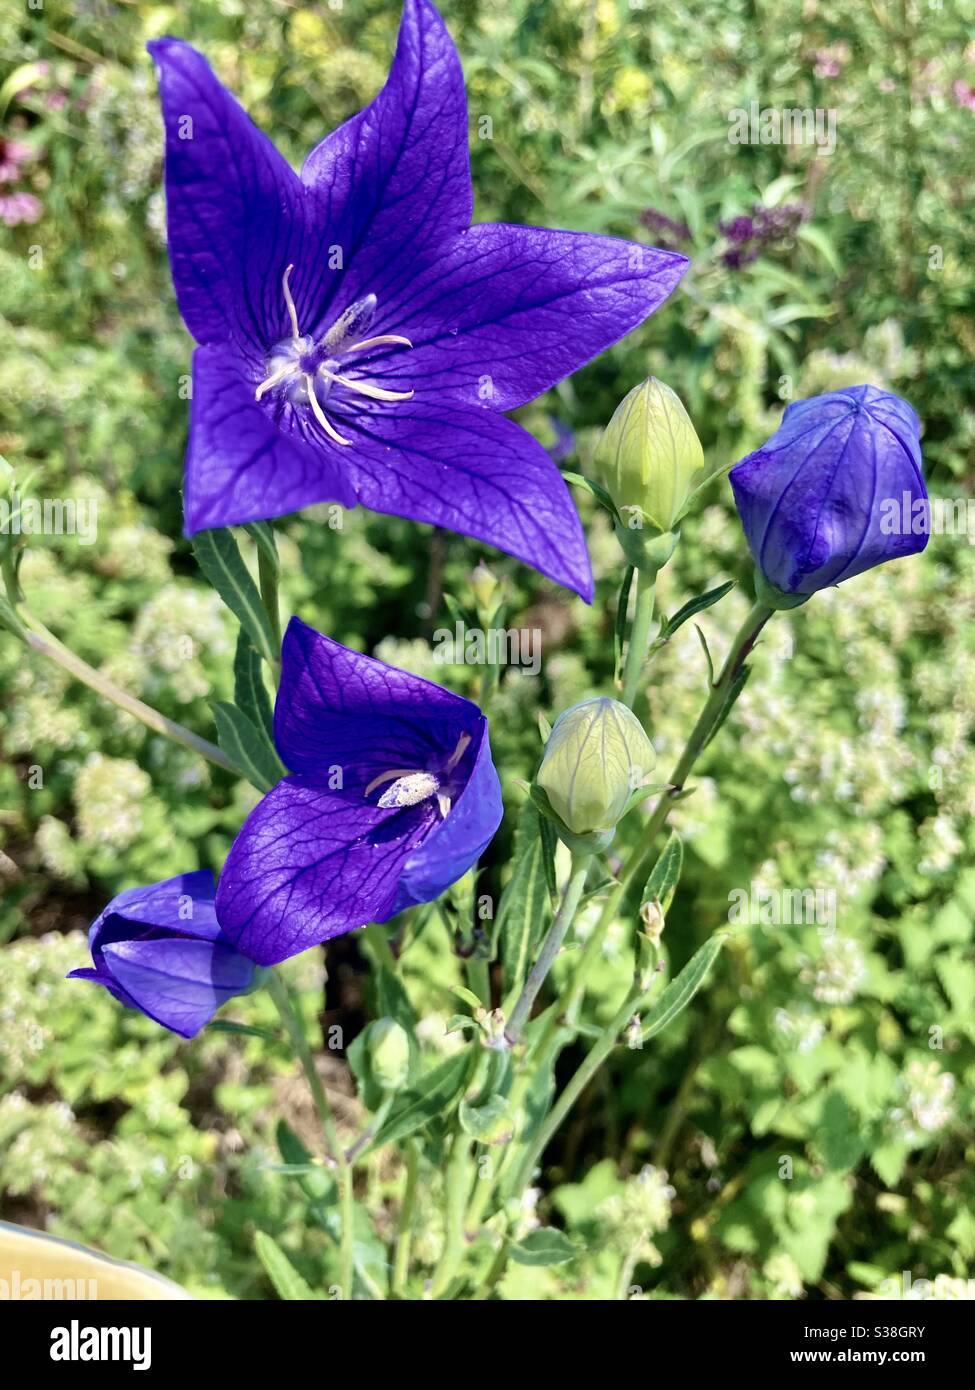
[368,1017,410,1090]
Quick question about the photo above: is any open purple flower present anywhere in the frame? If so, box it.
[215,617,502,965]
[148,0,688,600]
[729,385,928,596]
[68,871,258,1038]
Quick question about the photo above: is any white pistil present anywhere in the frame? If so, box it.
[305,374,351,446]
[254,266,412,442]
[445,732,471,773]
[377,772,441,810]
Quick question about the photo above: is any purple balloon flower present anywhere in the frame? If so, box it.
[215,617,503,965]
[729,385,928,596]
[68,871,258,1038]
[147,0,688,600]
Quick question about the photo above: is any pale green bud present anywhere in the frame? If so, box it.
[470,562,500,614]
[537,697,654,835]
[595,377,709,534]
[368,1018,410,1091]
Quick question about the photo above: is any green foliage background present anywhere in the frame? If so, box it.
[1,0,973,1300]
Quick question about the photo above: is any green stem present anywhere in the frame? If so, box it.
[620,566,657,709]
[257,545,282,657]
[471,1230,511,1301]
[466,953,491,1008]
[391,1139,420,1298]
[20,618,236,775]
[267,971,355,1300]
[563,600,774,1020]
[504,853,590,1045]
[510,978,643,1197]
[429,1132,472,1298]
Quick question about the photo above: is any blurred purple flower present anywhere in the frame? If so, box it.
[639,207,692,251]
[215,617,503,965]
[148,0,688,601]
[718,202,808,269]
[730,386,928,595]
[0,190,42,226]
[68,871,258,1038]
[0,137,32,183]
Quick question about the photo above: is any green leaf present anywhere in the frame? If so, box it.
[614,565,635,683]
[562,470,620,522]
[655,580,736,646]
[642,831,684,915]
[497,800,552,999]
[233,631,275,740]
[458,1094,511,1142]
[193,527,276,664]
[639,935,724,1043]
[358,1050,473,1156]
[211,700,286,792]
[207,1020,279,1043]
[509,1227,578,1267]
[254,1231,319,1300]
[703,665,751,748]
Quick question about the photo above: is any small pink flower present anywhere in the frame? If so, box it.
[0,190,42,226]
[952,79,975,112]
[0,137,32,183]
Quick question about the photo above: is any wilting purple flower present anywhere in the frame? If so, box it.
[148,0,688,600]
[729,385,928,596]
[215,617,503,965]
[68,871,258,1038]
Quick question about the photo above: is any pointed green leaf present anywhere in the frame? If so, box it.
[639,935,725,1043]
[233,631,275,740]
[562,470,621,522]
[703,665,751,748]
[497,800,552,999]
[254,1231,319,1300]
[655,580,736,646]
[211,700,286,792]
[193,527,276,664]
[510,1227,578,1266]
[357,1050,473,1156]
[642,831,684,915]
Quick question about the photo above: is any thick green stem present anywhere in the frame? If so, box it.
[257,545,283,658]
[429,1132,472,1298]
[20,620,236,775]
[267,971,355,1300]
[504,853,590,1045]
[620,566,657,708]
[511,978,642,1197]
[391,1139,420,1298]
[563,600,773,1019]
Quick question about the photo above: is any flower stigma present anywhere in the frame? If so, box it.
[254,264,414,445]
[363,732,472,820]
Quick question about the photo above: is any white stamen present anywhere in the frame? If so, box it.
[345,334,414,353]
[282,263,301,341]
[445,732,472,773]
[437,793,452,818]
[363,767,422,797]
[305,374,351,446]
[255,360,295,401]
[325,371,414,403]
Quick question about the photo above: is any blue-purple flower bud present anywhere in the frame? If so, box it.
[729,386,928,599]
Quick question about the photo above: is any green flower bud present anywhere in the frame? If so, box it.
[368,1018,410,1091]
[594,377,709,534]
[470,562,500,614]
[537,697,654,835]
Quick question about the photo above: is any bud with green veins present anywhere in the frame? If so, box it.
[594,376,711,536]
[536,697,655,836]
[368,1018,410,1091]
